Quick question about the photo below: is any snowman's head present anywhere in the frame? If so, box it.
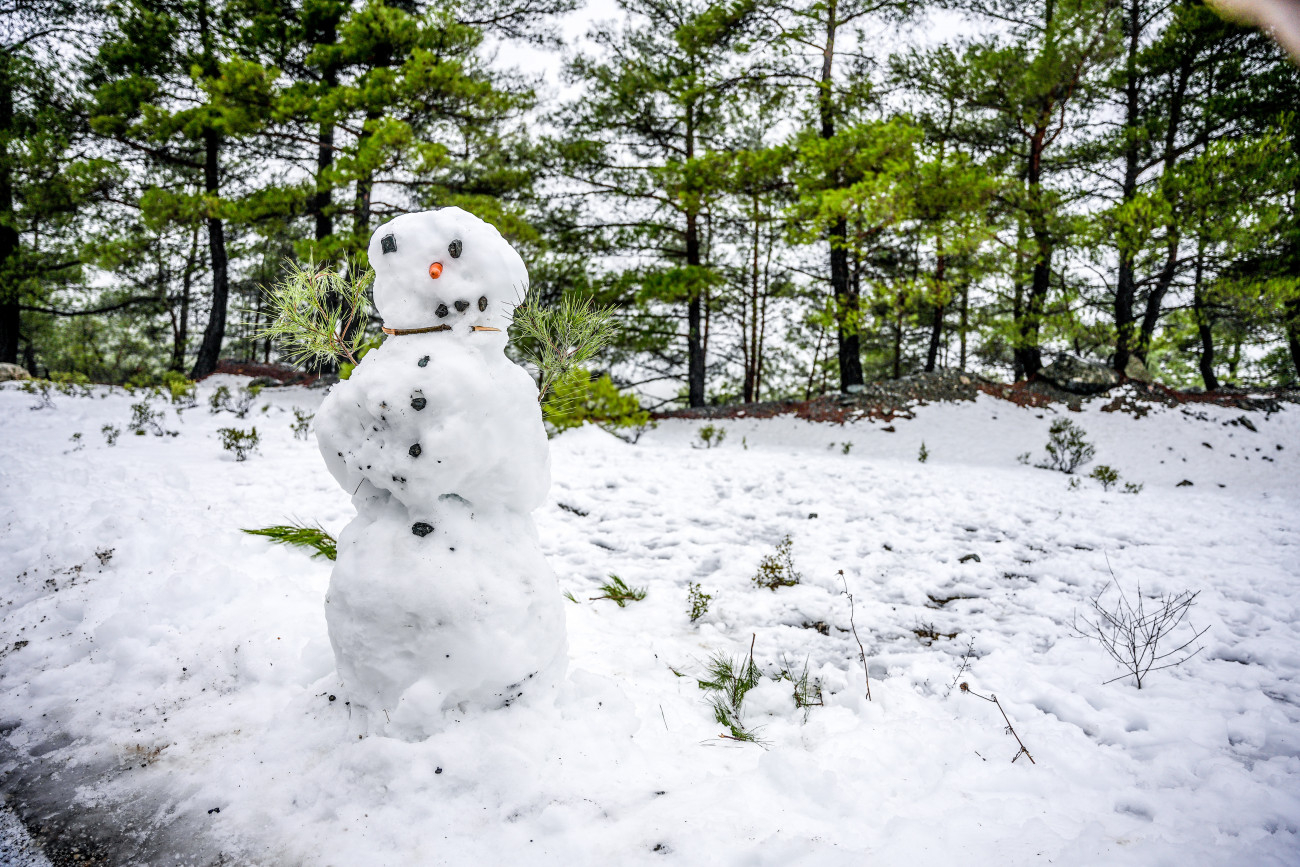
[369,208,528,340]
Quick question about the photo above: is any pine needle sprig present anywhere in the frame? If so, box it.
[510,286,619,402]
[255,259,374,368]
[590,574,647,607]
[243,521,337,560]
[697,635,768,745]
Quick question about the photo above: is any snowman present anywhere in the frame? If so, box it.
[314,207,566,737]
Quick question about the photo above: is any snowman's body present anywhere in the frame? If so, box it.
[315,209,565,736]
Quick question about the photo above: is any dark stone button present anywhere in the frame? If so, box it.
[454,299,469,312]
[436,304,449,318]
[478,295,488,312]
[381,234,397,254]
[411,396,427,411]
[417,355,429,367]
[409,443,422,457]
[411,522,433,537]
[448,240,462,259]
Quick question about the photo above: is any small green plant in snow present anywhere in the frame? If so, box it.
[695,423,726,449]
[218,427,260,461]
[753,535,801,591]
[1039,418,1095,474]
[291,408,314,441]
[101,424,120,446]
[687,582,712,622]
[1089,465,1120,491]
[918,441,929,463]
[778,655,823,722]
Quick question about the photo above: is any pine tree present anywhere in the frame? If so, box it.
[0,1,117,368]
[560,0,760,407]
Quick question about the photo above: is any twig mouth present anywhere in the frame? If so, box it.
[382,324,452,335]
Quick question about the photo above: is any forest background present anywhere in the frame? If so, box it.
[4,0,1300,408]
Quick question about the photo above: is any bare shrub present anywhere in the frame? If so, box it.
[1074,571,1208,689]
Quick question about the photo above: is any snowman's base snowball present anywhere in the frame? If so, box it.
[326,495,566,738]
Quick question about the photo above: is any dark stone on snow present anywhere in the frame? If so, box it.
[418,355,429,368]
[411,522,434,537]
[409,443,422,458]
[436,304,449,318]
[1177,479,1194,487]
[411,394,427,411]
[448,239,462,259]
[1038,354,1119,395]
[381,234,397,254]
[478,295,488,312]
[454,299,469,312]
[959,553,981,563]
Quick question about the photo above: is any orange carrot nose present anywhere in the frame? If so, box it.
[428,261,443,279]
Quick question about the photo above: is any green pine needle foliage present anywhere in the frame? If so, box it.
[255,259,374,368]
[697,651,764,744]
[243,521,337,560]
[591,574,647,607]
[511,287,619,402]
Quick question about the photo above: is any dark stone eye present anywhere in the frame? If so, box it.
[417,355,429,367]
[409,443,422,457]
[381,234,397,254]
[411,522,433,537]
[411,394,426,411]
[435,303,449,318]
[478,296,488,312]
[448,239,462,259]
[454,299,469,312]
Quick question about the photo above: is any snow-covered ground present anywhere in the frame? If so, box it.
[1,377,1298,865]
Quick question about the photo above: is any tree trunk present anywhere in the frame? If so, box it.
[313,16,338,243]
[0,57,20,365]
[189,0,230,379]
[316,120,335,241]
[925,254,946,372]
[959,282,969,371]
[816,0,861,392]
[1113,0,1141,375]
[1285,295,1300,382]
[925,302,944,373]
[744,194,759,403]
[172,223,200,371]
[1016,126,1051,380]
[1135,55,1192,364]
[831,217,863,389]
[686,208,705,406]
[1193,252,1217,391]
[189,137,230,378]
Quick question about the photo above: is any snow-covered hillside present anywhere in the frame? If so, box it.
[1,378,1298,866]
